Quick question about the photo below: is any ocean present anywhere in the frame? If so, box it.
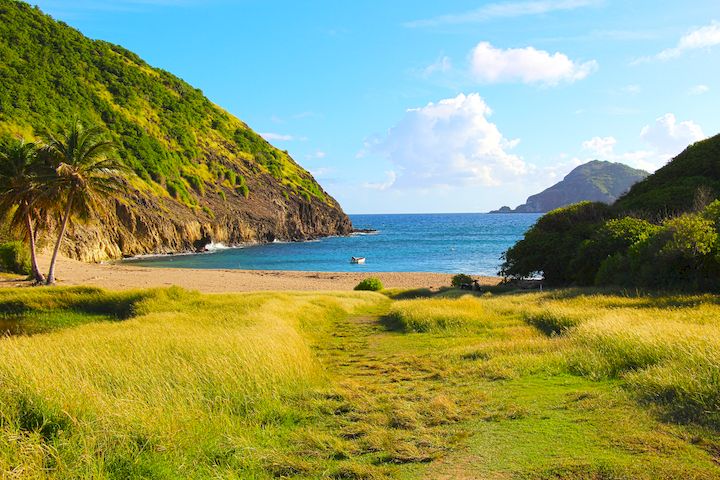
[124,213,541,275]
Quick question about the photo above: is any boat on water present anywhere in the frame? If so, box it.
[350,257,366,264]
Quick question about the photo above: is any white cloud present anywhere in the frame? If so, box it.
[577,136,658,172]
[688,84,710,95]
[405,0,600,28]
[371,93,528,190]
[423,56,453,76]
[640,113,705,155]
[636,21,720,62]
[470,42,598,85]
[582,136,617,157]
[363,171,397,191]
[577,114,707,172]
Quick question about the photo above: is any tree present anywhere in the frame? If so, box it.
[42,121,126,285]
[500,202,611,285]
[0,138,48,283]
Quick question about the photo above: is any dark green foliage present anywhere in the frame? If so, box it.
[597,212,720,291]
[500,202,611,285]
[614,133,720,216]
[0,241,31,275]
[502,133,720,292]
[354,277,383,292]
[451,274,473,287]
[571,217,660,285]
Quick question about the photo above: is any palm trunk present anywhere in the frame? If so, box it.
[25,209,45,284]
[46,194,73,286]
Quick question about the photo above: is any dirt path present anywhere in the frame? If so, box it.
[306,312,475,476]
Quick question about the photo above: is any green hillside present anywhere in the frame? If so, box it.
[614,133,720,216]
[0,1,351,259]
[491,160,648,213]
[502,134,720,290]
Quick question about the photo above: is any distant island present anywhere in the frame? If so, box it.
[490,160,649,213]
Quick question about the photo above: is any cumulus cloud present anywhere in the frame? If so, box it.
[582,136,617,157]
[470,42,598,85]
[578,114,706,172]
[371,93,528,190]
[640,113,705,155]
[405,0,600,28]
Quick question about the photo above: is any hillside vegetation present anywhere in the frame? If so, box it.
[502,134,720,290]
[0,1,351,261]
[615,133,720,216]
[0,286,719,478]
[491,160,648,213]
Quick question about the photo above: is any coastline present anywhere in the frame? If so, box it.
[0,255,501,293]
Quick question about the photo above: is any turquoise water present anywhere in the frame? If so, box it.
[124,213,540,275]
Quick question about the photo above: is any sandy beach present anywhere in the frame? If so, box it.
[0,255,501,293]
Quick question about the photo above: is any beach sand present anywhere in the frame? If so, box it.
[0,255,501,293]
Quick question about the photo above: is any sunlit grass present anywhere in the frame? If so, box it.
[0,286,719,478]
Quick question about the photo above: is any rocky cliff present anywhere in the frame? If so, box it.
[490,160,649,214]
[0,1,352,261]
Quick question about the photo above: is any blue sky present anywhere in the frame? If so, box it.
[31,0,720,213]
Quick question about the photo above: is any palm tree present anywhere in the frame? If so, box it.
[43,121,126,285]
[0,138,48,283]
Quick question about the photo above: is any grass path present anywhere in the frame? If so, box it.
[1,287,719,478]
[308,310,720,479]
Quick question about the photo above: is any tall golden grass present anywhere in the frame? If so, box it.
[390,290,720,427]
[0,287,387,477]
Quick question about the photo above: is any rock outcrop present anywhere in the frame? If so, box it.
[0,2,352,261]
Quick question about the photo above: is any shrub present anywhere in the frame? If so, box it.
[0,241,31,275]
[596,213,720,291]
[354,277,383,292]
[500,202,611,285]
[571,217,659,286]
[451,274,473,288]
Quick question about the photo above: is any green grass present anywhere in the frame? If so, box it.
[0,286,718,478]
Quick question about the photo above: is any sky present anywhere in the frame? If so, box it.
[30,0,720,214]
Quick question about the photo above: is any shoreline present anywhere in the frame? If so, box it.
[0,255,502,293]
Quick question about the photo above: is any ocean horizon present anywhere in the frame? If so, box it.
[124,213,541,275]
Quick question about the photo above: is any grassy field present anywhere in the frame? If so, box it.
[0,286,719,478]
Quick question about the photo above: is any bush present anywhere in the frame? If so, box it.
[500,202,611,285]
[451,274,473,288]
[0,241,31,275]
[596,213,720,291]
[571,217,659,285]
[354,277,383,292]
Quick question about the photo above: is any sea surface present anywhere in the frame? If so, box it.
[124,213,541,275]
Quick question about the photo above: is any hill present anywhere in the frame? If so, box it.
[0,1,351,261]
[490,160,649,213]
[614,133,720,216]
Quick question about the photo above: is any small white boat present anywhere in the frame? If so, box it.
[351,256,366,264]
